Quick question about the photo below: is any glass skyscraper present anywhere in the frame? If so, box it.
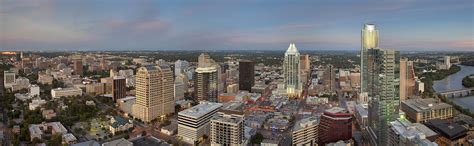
[361,24,379,105]
[284,43,301,98]
[367,48,400,146]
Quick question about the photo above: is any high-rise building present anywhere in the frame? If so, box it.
[210,109,245,145]
[132,65,174,122]
[400,58,416,101]
[238,60,255,92]
[367,48,400,146]
[292,117,319,146]
[283,43,301,98]
[444,56,451,69]
[175,60,190,76]
[318,107,352,145]
[4,70,16,88]
[112,76,127,102]
[195,53,220,102]
[300,54,311,86]
[73,59,83,76]
[178,102,223,144]
[360,24,379,105]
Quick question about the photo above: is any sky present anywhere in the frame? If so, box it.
[0,0,473,51]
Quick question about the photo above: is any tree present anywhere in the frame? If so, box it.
[250,133,264,144]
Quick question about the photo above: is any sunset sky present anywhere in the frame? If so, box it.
[0,0,473,51]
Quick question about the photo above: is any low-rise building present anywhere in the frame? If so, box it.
[29,99,47,110]
[109,116,133,135]
[42,109,57,120]
[388,117,438,146]
[354,104,368,130]
[29,122,75,143]
[425,119,468,146]
[51,87,82,98]
[102,138,133,146]
[401,98,453,123]
[161,123,177,136]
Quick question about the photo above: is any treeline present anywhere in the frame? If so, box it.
[462,74,474,88]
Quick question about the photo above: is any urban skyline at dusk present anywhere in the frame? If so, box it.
[1,0,473,51]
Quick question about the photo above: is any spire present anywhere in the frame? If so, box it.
[286,43,299,54]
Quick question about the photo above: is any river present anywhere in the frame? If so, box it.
[433,65,474,112]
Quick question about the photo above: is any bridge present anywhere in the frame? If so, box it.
[439,88,474,98]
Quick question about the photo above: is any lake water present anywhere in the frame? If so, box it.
[433,65,474,112]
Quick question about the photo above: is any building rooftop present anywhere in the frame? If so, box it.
[52,87,81,91]
[425,119,467,140]
[178,102,223,118]
[102,138,133,146]
[71,140,100,146]
[390,118,437,140]
[111,116,131,128]
[355,104,368,117]
[293,117,319,132]
[325,107,347,114]
[130,136,170,146]
[211,112,244,125]
[402,98,452,112]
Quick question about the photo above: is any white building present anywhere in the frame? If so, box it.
[292,117,319,146]
[283,43,301,98]
[178,102,223,144]
[29,99,47,110]
[51,87,82,98]
[109,116,133,135]
[29,84,40,97]
[4,70,16,88]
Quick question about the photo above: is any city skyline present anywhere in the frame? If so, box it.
[1,0,473,51]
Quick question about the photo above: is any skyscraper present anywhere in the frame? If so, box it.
[112,76,127,102]
[283,43,301,98]
[210,108,245,145]
[73,59,83,76]
[367,48,400,146]
[238,60,255,92]
[194,67,218,102]
[175,60,190,76]
[400,58,416,101]
[194,53,219,102]
[361,24,379,105]
[132,65,174,122]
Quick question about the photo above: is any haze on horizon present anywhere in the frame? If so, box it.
[0,0,473,51]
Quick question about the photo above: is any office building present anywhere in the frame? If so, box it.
[283,43,301,98]
[360,24,379,105]
[51,87,82,98]
[112,76,127,102]
[388,117,438,146]
[238,60,255,92]
[178,102,223,144]
[210,109,245,145]
[4,70,16,88]
[292,117,319,146]
[175,60,190,76]
[367,48,400,146]
[194,67,218,102]
[425,119,468,146]
[86,83,106,95]
[73,59,83,76]
[400,58,416,101]
[132,65,174,122]
[401,98,453,123]
[444,56,451,69]
[319,107,352,145]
